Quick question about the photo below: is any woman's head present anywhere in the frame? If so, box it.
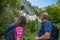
[16,16,27,27]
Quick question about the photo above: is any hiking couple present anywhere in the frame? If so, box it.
[5,6,59,40]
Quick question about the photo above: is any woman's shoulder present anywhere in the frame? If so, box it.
[16,26,23,30]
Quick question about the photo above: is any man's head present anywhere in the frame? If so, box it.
[16,16,27,27]
[40,12,49,22]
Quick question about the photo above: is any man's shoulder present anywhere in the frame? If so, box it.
[46,21,52,24]
[44,20,52,25]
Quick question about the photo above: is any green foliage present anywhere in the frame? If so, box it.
[57,0,60,4]
[26,21,40,33]
[0,0,21,39]
[0,0,60,40]
[45,4,60,23]
[23,21,40,40]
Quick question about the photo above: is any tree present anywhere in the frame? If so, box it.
[0,0,21,39]
[38,4,60,23]
[0,0,2,14]
[57,0,60,4]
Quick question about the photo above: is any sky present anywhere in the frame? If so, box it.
[28,0,58,8]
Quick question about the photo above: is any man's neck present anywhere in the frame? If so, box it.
[41,19,48,22]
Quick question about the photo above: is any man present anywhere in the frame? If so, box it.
[35,12,53,40]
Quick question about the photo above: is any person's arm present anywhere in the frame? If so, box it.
[35,21,52,40]
[35,32,50,40]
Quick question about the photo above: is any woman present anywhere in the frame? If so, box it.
[5,16,27,40]
[15,16,27,40]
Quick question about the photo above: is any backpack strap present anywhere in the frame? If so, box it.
[5,23,16,40]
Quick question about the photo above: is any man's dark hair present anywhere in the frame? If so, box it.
[18,16,27,27]
[20,6,25,10]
